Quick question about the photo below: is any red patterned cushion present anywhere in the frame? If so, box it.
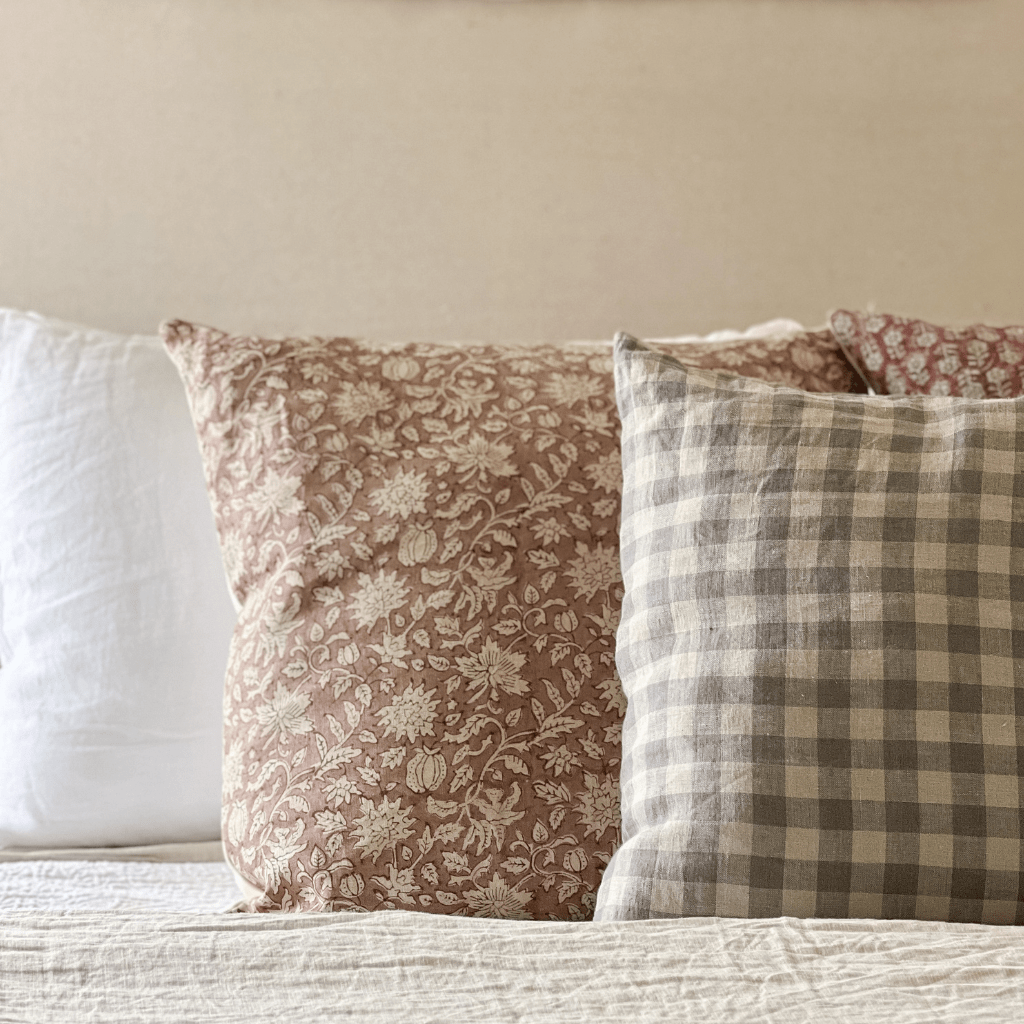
[831,310,1024,398]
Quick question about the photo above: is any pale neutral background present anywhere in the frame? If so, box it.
[1,0,1021,343]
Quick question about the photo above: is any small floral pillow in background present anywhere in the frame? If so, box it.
[830,309,1024,398]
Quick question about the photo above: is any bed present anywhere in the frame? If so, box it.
[2,309,1024,1023]
[2,847,1023,1022]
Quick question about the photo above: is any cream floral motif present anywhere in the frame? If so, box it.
[444,435,517,483]
[464,873,533,919]
[574,773,620,840]
[351,796,417,862]
[164,323,862,920]
[331,381,394,425]
[256,684,313,739]
[583,452,622,494]
[369,470,430,520]
[375,683,440,743]
[348,570,411,632]
[223,739,245,797]
[248,470,304,528]
[563,542,621,602]
[532,517,570,546]
[455,639,529,700]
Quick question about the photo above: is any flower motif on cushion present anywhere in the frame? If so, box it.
[369,469,430,519]
[299,361,335,385]
[456,639,530,700]
[582,451,622,494]
[227,802,248,846]
[885,365,909,395]
[531,517,570,546]
[370,864,420,905]
[347,570,410,631]
[574,772,620,841]
[353,422,401,458]
[787,342,825,373]
[444,434,517,483]
[331,380,394,425]
[220,530,247,589]
[468,783,527,849]
[540,744,581,777]
[464,873,533,919]
[351,796,417,863]
[256,683,314,739]
[465,553,517,613]
[314,548,350,581]
[374,683,440,743]
[247,469,304,528]
[223,739,245,797]
[563,541,621,602]
[323,776,362,807]
[260,822,307,892]
[367,632,413,669]
[861,339,884,373]
[543,372,605,405]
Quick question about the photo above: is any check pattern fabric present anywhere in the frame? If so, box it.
[596,334,1024,925]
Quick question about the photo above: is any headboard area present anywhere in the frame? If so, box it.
[2,0,1022,341]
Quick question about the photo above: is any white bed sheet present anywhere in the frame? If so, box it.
[2,911,1023,1023]
[0,839,224,863]
[2,849,1023,1023]
[0,858,240,913]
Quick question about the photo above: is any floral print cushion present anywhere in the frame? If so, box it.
[830,310,1024,398]
[163,322,864,919]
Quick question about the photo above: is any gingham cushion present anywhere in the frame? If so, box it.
[595,334,1024,925]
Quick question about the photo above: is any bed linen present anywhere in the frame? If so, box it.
[0,840,225,863]
[1,910,1022,1023]
[0,859,240,913]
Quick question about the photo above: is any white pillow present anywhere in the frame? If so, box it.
[0,310,236,848]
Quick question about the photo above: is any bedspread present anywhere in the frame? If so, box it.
[2,911,1023,1023]
[0,859,239,913]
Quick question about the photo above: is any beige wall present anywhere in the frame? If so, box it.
[1,0,1021,342]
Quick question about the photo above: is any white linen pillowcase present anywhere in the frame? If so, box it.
[0,309,236,848]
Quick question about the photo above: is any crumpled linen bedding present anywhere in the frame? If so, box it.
[1,853,1022,1022]
[0,858,240,913]
[1,910,1023,1023]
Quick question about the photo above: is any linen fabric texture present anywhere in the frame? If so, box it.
[4,913,1024,1024]
[163,320,861,918]
[0,310,235,847]
[831,309,1024,399]
[597,334,1024,925]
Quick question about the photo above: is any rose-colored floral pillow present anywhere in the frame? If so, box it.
[830,309,1024,398]
[163,322,864,919]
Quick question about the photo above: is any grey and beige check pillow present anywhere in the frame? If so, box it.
[596,334,1024,925]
